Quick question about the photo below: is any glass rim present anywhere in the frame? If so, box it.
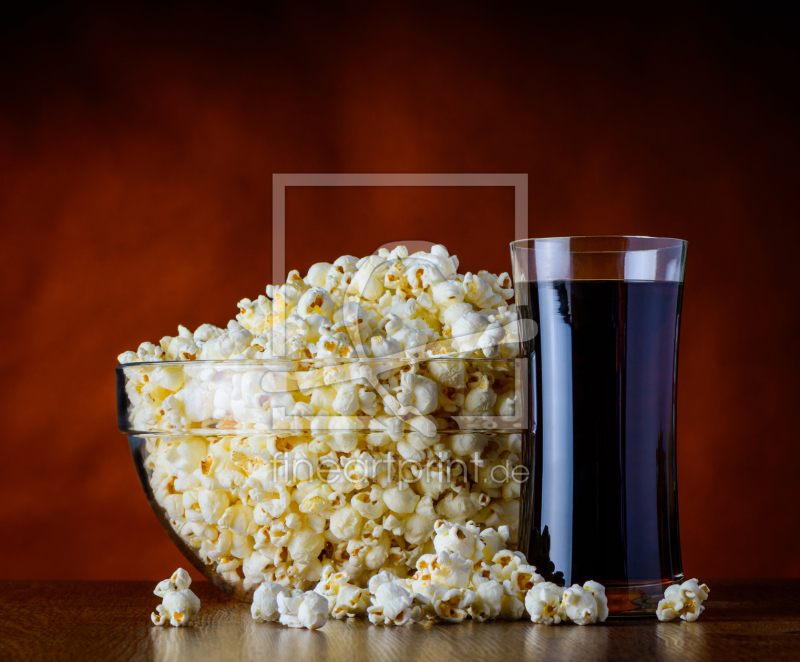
[511,235,687,252]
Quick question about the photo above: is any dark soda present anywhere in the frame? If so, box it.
[517,280,684,610]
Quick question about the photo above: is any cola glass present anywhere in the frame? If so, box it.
[511,236,687,616]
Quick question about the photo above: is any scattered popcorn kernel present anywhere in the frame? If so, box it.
[251,581,288,622]
[583,580,609,623]
[330,583,371,619]
[505,564,544,599]
[500,592,526,621]
[656,579,710,622]
[277,590,329,630]
[561,585,598,625]
[525,582,565,625]
[151,568,201,627]
[367,578,428,626]
[383,594,427,625]
[154,567,192,596]
[469,579,504,622]
[432,587,476,623]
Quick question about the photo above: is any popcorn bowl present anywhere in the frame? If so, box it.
[116,357,529,600]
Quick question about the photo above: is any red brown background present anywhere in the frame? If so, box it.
[1,2,798,581]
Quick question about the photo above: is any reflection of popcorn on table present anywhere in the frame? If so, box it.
[119,245,530,596]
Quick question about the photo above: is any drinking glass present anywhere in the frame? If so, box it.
[511,236,687,616]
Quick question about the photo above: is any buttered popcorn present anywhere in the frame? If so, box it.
[120,245,528,598]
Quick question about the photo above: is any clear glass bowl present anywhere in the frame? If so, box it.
[116,358,528,600]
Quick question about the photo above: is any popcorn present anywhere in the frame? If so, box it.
[296,288,336,319]
[197,490,230,525]
[251,581,288,621]
[499,592,526,621]
[372,579,413,606]
[382,483,420,515]
[431,281,465,308]
[331,583,371,619]
[583,580,609,622]
[477,526,510,562]
[154,567,193,595]
[351,486,386,520]
[366,574,428,625]
[151,568,201,627]
[402,499,436,546]
[217,503,257,537]
[469,579,504,622]
[561,585,598,625]
[427,359,467,389]
[430,588,475,623]
[656,579,710,622]
[277,590,330,629]
[504,564,545,600]
[417,550,473,589]
[463,372,497,413]
[367,594,425,626]
[329,506,364,541]
[286,527,325,565]
[398,372,439,416]
[525,582,565,625]
[432,519,482,560]
[382,594,428,625]
[313,566,350,611]
[490,549,522,581]
[349,255,386,302]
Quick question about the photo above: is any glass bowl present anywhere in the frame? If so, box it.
[116,358,528,600]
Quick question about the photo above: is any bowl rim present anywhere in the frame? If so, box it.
[117,357,523,368]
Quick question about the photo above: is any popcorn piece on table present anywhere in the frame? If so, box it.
[251,581,288,622]
[583,580,609,622]
[499,591,526,621]
[503,563,544,601]
[469,579,504,622]
[331,583,371,619]
[560,585,599,625]
[151,568,201,627]
[432,587,475,623]
[277,590,329,629]
[313,566,352,614]
[367,594,427,626]
[525,582,565,625]
[367,576,427,626]
[656,579,710,622]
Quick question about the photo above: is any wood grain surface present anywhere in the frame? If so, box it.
[1,579,799,661]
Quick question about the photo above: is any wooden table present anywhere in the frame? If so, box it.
[1,579,798,661]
